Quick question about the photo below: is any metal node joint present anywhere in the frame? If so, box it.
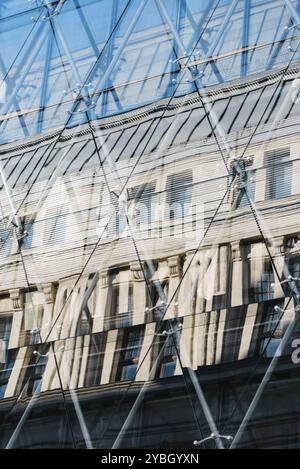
[193,433,233,446]
[30,0,62,21]
[65,84,96,115]
[271,275,300,288]
[230,156,253,190]
[284,23,300,52]
[151,323,183,337]
[170,51,205,85]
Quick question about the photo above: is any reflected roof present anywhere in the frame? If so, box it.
[0,0,300,144]
[0,66,299,189]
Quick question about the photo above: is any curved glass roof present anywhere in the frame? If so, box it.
[0,0,299,145]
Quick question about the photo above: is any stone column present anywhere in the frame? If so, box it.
[206,310,219,365]
[215,309,227,364]
[118,270,130,319]
[197,311,209,367]
[100,329,118,384]
[130,262,146,326]
[165,256,181,320]
[231,241,244,307]
[135,323,155,381]
[5,347,28,397]
[93,269,109,333]
[8,289,24,349]
[175,315,193,374]
[271,236,285,299]
[40,282,56,340]
[78,335,90,388]
[238,303,257,360]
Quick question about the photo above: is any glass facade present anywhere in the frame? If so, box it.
[1,0,300,450]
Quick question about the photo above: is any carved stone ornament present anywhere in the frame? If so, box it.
[9,289,24,310]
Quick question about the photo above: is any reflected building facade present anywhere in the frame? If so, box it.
[0,0,300,449]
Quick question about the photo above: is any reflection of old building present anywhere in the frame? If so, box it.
[1,0,300,449]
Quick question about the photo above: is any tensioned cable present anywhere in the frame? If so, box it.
[1,0,224,444]
[94,1,230,443]
[2,0,292,446]
[4,223,78,448]
[102,13,300,444]
[184,36,300,440]
[163,36,300,441]
[87,118,206,446]
[3,9,92,447]
[89,0,231,443]
[0,0,133,228]
[0,6,112,437]
[25,0,223,351]
[0,9,44,119]
[159,28,300,338]
[219,193,297,438]
[0,0,135,441]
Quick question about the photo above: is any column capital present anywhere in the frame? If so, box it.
[42,283,56,304]
[167,256,181,277]
[231,241,241,260]
[9,289,24,310]
[272,236,285,255]
[100,269,109,287]
[130,262,144,281]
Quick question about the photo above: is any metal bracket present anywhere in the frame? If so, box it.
[33,350,48,358]
[274,304,300,314]
[30,0,61,21]
[230,156,253,190]
[66,84,96,115]
[284,21,300,51]
[193,433,233,447]
[170,51,205,85]
[151,323,183,337]
[271,275,300,288]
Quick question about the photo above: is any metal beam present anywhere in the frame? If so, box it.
[184,0,227,84]
[155,0,187,56]
[0,21,49,120]
[241,0,251,77]
[37,29,53,133]
[204,0,239,59]
[230,310,298,449]
[91,0,149,108]
[51,17,83,86]
[284,0,300,24]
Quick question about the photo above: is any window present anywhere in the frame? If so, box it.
[0,349,17,400]
[265,148,292,200]
[260,302,285,358]
[0,222,13,257]
[22,216,34,250]
[24,291,45,341]
[251,259,275,302]
[24,348,48,396]
[76,312,91,336]
[111,183,156,237]
[110,285,119,317]
[128,284,134,314]
[146,280,169,321]
[166,170,193,219]
[110,192,127,236]
[247,243,275,303]
[118,328,143,381]
[44,206,66,245]
[0,316,12,364]
[84,333,106,387]
[222,307,245,363]
[156,328,181,379]
[237,170,256,208]
[128,182,156,227]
